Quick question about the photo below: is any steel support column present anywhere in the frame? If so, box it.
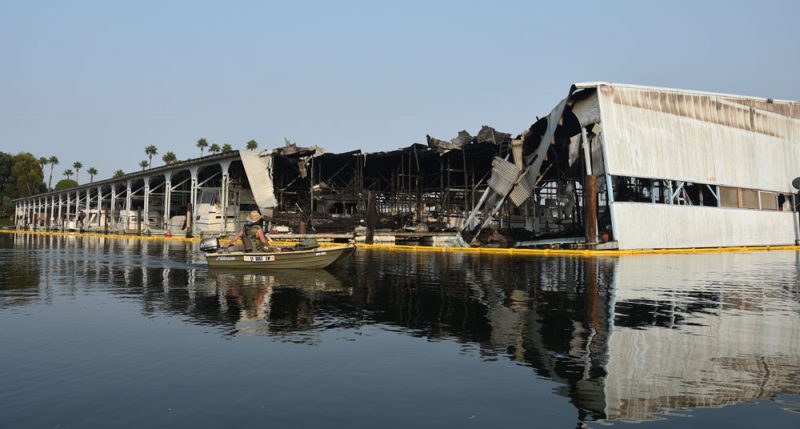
[219,160,232,234]
[125,180,132,231]
[96,186,103,228]
[163,172,172,230]
[110,184,117,230]
[143,177,151,232]
[598,132,617,240]
[58,194,63,229]
[650,181,656,204]
[189,167,199,235]
[49,195,55,229]
[585,175,597,244]
[667,180,673,205]
[793,194,799,245]
[66,192,71,230]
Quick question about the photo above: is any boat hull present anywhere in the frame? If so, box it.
[205,244,354,269]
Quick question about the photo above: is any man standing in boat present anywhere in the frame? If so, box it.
[225,210,278,252]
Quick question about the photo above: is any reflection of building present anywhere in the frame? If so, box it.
[601,253,800,421]
[350,250,800,423]
[0,234,42,308]
[12,232,800,422]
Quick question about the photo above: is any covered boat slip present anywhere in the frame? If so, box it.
[205,244,354,269]
[458,83,800,250]
[13,83,800,251]
[596,83,800,249]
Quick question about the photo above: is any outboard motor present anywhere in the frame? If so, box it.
[199,237,221,253]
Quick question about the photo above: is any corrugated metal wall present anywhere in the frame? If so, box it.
[597,85,800,193]
[612,203,796,249]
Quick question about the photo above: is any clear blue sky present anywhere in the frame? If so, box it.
[1,0,798,181]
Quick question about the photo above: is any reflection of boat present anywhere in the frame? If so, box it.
[209,268,347,292]
[204,244,355,269]
[207,267,351,336]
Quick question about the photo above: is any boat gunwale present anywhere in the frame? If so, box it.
[205,244,355,259]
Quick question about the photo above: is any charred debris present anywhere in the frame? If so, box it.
[270,116,588,248]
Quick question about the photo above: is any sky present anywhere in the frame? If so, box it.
[1,0,798,181]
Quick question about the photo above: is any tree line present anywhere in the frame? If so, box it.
[134,138,257,171]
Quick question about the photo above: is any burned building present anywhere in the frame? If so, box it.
[267,128,510,240]
[15,83,800,250]
[460,83,800,250]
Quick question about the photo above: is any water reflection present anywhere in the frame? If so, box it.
[208,269,351,338]
[1,233,799,424]
[603,255,800,421]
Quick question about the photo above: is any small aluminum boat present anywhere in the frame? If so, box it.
[202,237,354,269]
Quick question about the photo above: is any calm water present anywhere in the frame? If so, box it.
[1,234,799,428]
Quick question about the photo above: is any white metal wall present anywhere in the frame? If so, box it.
[597,85,800,193]
[612,202,797,249]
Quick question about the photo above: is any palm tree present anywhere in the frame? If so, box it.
[87,167,98,183]
[197,138,208,157]
[209,143,221,154]
[113,169,125,178]
[139,160,149,171]
[246,139,258,150]
[145,145,158,166]
[47,156,59,190]
[38,157,48,187]
[63,169,74,180]
[73,161,82,184]
[162,151,177,165]
[222,143,233,152]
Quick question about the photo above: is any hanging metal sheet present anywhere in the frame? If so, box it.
[240,151,278,211]
[509,98,568,206]
[487,157,520,196]
[571,91,600,127]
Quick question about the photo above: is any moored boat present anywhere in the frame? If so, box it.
[204,242,354,269]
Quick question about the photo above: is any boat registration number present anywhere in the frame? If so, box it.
[315,251,327,256]
[244,255,276,262]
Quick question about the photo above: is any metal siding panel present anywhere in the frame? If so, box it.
[508,168,534,206]
[598,86,800,193]
[611,203,797,249]
[486,157,519,196]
